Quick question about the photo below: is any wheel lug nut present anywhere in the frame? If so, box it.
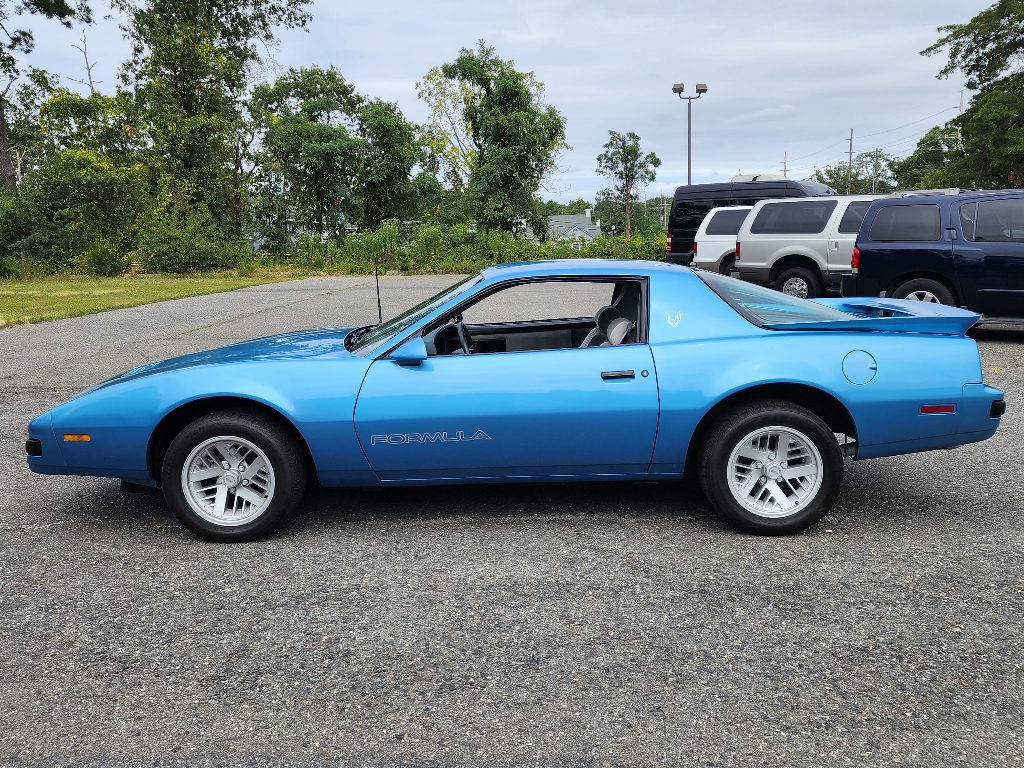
[755,461,763,469]
[242,479,249,486]
[221,462,230,470]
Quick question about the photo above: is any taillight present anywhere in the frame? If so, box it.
[693,241,697,257]
[735,241,740,261]
[851,245,860,272]
[666,232,672,254]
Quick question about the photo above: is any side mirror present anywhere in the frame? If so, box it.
[389,335,427,366]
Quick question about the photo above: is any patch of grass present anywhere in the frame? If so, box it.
[0,272,303,328]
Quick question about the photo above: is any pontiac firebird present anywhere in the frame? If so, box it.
[25,260,1005,541]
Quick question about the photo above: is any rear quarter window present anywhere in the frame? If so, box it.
[705,209,750,236]
[749,200,838,234]
[838,201,873,234]
[867,204,941,241]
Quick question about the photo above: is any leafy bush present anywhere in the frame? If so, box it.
[0,256,22,280]
[83,240,126,277]
[135,206,247,273]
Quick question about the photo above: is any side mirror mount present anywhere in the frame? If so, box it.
[389,335,427,366]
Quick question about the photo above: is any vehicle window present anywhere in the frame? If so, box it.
[867,204,940,241]
[837,201,873,234]
[461,281,613,324]
[347,274,481,356]
[974,198,1024,242]
[705,209,750,236]
[959,202,977,240]
[428,279,643,356]
[696,271,855,325]
[749,201,839,234]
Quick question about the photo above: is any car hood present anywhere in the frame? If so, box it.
[93,327,357,391]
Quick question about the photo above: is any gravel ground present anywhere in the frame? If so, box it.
[0,277,1022,767]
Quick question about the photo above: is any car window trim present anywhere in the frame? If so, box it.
[376,274,651,359]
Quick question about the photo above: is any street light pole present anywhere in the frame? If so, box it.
[673,83,708,185]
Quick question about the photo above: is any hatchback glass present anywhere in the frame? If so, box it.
[696,271,855,325]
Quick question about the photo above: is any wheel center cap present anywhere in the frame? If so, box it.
[764,463,783,481]
[221,470,241,489]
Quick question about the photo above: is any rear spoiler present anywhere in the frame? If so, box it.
[762,298,981,336]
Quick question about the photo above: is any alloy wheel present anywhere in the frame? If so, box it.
[726,426,823,519]
[180,436,276,526]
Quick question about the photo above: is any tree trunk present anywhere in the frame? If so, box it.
[0,95,17,190]
[624,191,632,240]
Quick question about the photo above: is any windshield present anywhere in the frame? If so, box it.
[696,271,855,325]
[348,274,482,356]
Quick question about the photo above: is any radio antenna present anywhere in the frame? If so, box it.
[374,257,383,326]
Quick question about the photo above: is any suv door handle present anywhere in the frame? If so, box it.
[601,370,634,380]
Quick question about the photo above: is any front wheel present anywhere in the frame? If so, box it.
[699,401,844,535]
[162,409,307,542]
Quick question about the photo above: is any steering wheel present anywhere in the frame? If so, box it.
[454,315,475,354]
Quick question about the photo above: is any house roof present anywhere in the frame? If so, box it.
[548,214,601,241]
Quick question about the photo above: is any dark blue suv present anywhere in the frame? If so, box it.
[841,190,1024,320]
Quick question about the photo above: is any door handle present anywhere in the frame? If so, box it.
[601,370,635,380]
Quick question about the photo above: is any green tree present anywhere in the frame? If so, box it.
[252,66,359,240]
[112,0,312,236]
[538,198,591,216]
[812,151,897,194]
[921,1,1024,187]
[595,130,660,239]
[441,41,566,237]
[889,127,958,188]
[0,0,92,188]
[353,99,418,229]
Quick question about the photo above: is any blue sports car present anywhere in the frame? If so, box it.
[25,260,1005,541]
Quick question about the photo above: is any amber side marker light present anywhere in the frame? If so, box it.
[63,434,91,441]
[920,405,955,414]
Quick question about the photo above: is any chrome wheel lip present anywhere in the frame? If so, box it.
[905,289,940,303]
[781,278,809,299]
[180,435,276,527]
[726,425,823,519]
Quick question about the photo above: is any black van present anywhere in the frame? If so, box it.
[666,178,837,263]
[843,190,1024,321]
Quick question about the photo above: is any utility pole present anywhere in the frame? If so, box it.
[872,148,879,193]
[846,129,854,195]
[957,90,964,151]
[783,151,787,178]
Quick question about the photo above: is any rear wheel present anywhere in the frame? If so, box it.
[699,401,844,535]
[719,255,735,276]
[892,278,955,305]
[775,266,824,299]
[161,409,307,542]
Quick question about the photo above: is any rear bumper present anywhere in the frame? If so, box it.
[840,273,857,297]
[736,266,771,284]
[666,251,693,266]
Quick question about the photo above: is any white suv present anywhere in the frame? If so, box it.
[734,195,882,298]
[692,206,752,274]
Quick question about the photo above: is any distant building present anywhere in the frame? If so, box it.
[547,209,601,249]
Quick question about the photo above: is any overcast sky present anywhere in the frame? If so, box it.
[31,0,988,202]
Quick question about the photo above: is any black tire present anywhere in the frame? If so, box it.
[719,255,735,276]
[892,278,955,305]
[161,409,307,542]
[774,266,824,299]
[699,401,843,535]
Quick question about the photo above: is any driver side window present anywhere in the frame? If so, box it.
[426,279,643,356]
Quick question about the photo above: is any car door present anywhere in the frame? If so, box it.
[827,199,874,276]
[955,198,1024,315]
[352,280,661,481]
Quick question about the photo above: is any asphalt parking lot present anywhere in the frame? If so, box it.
[1,276,1022,767]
